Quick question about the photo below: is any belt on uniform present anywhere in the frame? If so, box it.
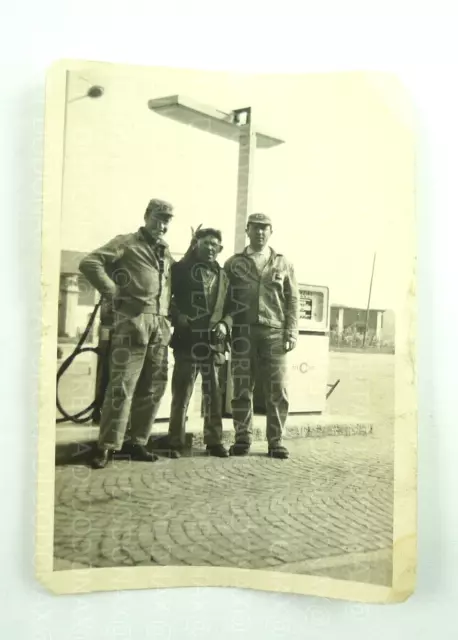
[115,299,166,315]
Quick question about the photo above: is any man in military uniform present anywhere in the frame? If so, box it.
[79,198,175,469]
[223,213,299,459]
[167,228,232,458]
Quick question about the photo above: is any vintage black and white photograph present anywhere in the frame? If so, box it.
[36,60,416,600]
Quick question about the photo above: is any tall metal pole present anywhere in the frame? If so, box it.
[362,252,377,348]
[234,112,256,252]
[225,110,257,415]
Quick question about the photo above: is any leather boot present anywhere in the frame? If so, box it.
[121,443,159,462]
[206,444,229,458]
[267,445,289,460]
[91,447,112,469]
[229,443,251,456]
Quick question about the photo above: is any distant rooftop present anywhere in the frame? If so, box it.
[331,303,386,312]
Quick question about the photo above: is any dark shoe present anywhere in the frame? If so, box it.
[268,446,289,460]
[122,443,159,462]
[91,447,112,469]
[206,444,229,458]
[229,443,251,456]
[166,448,182,459]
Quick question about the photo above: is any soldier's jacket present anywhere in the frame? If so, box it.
[170,256,233,359]
[223,247,299,339]
[79,227,174,318]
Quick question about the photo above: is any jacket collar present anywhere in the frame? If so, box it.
[246,244,271,258]
[242,245,277,260]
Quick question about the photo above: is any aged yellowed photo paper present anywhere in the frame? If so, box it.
[36,60,417,602]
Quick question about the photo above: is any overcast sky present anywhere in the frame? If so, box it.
[60,65,415,311]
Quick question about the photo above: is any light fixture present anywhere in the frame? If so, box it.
[147,95,284,149]
[87,85,104,98]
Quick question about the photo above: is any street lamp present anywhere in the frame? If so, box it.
[147,94,285,252]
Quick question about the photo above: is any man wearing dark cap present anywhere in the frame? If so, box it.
[223,213,299,459]
[167,227,232,458]
[79,198,175,469]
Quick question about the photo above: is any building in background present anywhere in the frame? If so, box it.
[330,304,395,350]
[59,251,97,342]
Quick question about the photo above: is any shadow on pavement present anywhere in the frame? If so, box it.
[55,433,195,466]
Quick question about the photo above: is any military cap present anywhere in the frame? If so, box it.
[146,198,174,217]
[247,212,272,225]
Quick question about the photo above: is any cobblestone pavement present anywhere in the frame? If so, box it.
[53,431,394,584]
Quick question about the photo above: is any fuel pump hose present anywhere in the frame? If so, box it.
[56,299,104,424]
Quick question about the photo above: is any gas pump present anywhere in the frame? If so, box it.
[288,284,331,413]
[262,284,331,414]
[223,284,337,417]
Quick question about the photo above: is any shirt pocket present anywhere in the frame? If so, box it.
[271,268,286,289]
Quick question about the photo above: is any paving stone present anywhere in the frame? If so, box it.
[54,433,394,578]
